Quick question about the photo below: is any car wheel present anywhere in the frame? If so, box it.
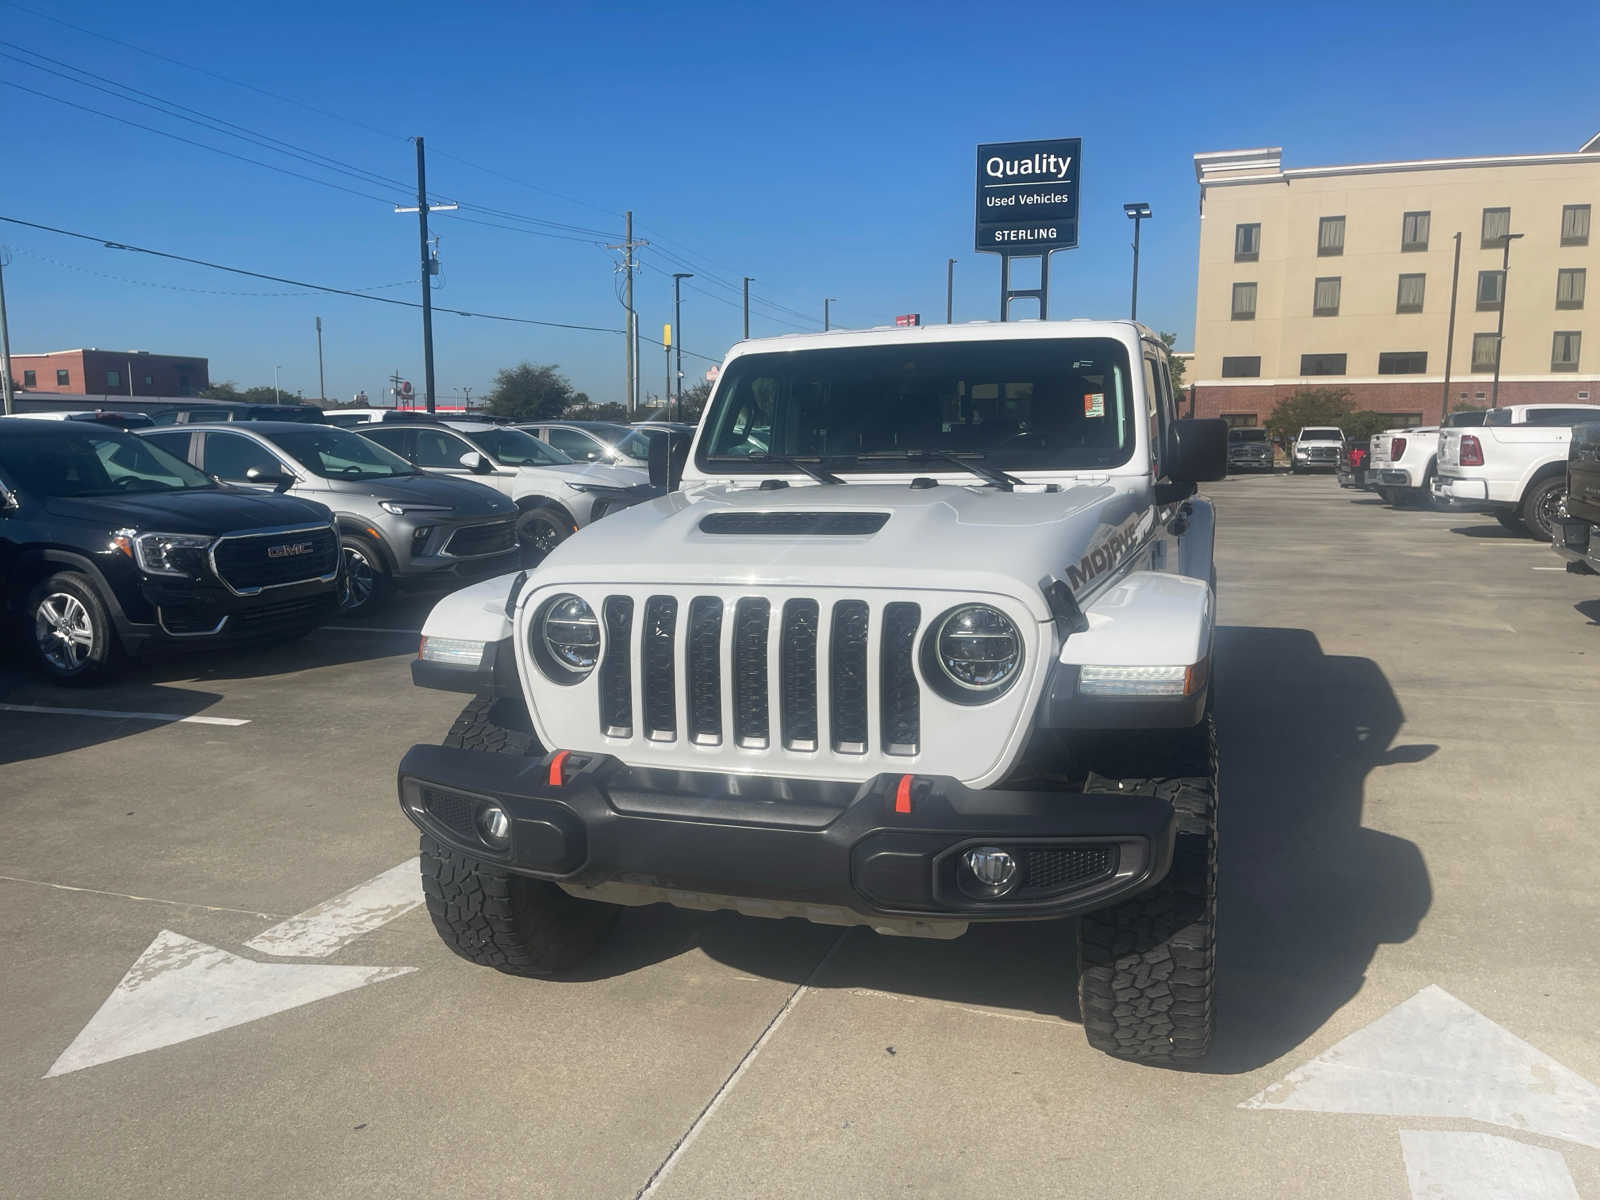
[336,534,389,617]
[23,571,121,684]
[1521,476,1566,543]
[517,502,573,567]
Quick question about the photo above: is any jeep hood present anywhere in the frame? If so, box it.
[534,482,1153,620]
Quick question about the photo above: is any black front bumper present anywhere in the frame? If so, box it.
[125,574,338,651]
[397,744,1176,923]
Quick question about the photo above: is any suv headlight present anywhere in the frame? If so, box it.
[530,593,600,684]
[378,500,454,516]
[921,604,1023,703]
[127,531,214,576]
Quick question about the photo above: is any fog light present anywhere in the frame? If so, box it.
[476,802,511,848]
[962,846,1017,891]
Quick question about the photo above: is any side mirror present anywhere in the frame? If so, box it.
[1164,418,1229,485]
[244,466,296,493]
[648,430,691,492]
[459,450,492,474]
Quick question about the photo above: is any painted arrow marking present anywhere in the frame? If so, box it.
[1399,1131,1578,1200]
[1241,985,1600,1150]
[45,931,414,1078]
[244,859,422,958]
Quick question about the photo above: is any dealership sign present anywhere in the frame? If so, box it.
[974,137,1081,254]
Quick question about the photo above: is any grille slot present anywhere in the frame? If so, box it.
[828,600,869,753]
[212,526,338,593]
[779,599,820,751]
[599,596,634,737]
[443,520,517,558]
[1016,846,1116,895]
[879,602,921,755]
[642,596,678,740]
[687,597,723,744]
[732,598,771,747]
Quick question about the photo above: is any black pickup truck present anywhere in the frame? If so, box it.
[0,419,341,682]
[1554,422,1600,574]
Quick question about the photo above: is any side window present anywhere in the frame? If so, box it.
[413,428,474,468]
[544,427,599,460]
[361,427,414,459]
[1141,356,1164,475]
[1528,408,1599,427]
[143,432,193,463]
[202,433,283,482]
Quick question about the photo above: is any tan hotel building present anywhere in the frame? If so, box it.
[1189,134,1600,427]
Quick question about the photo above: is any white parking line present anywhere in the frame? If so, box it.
[0,702,249,727]
[1532,566,1568,571]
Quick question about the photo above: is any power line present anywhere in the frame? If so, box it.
[7,246,414,297]
[640,262,813,333]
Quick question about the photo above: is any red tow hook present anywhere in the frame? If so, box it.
[894,774,914,814]
[547,749,571,788]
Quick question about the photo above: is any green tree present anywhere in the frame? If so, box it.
[1341,409,1410,444]
[564,401,630,422]
[1159,331,1188,397]
[672,380,714,424]
[1265,388,1355,441]
[198,380,298,404]
[483,363,588,421]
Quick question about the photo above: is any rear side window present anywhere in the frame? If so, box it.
[360,427,413,457]
[1526,407,1600,426]
[544,427,603,460]
[202,432,284,481]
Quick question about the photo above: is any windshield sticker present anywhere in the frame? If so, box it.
[1084,392,1105,419]
[1065,511,1149,592]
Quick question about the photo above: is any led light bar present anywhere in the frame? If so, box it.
[1078,664,1189,697]
[418,636,487,667]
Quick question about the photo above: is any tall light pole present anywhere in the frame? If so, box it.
[1123,202,1151,321]
[273,364,282,404]
[1489,231,1524,409]
[824,298,836,331]
[0,247,15,415]
[672,272,692,421]
[742,276,753,340]
[1440,232,1462,423]
[946,258,956,324]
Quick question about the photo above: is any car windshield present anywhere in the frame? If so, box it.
[699,337,1136,473]
[268,426,420,479]
[472,427,573,466]
[1301,428,1342,440]
[616,429,657,459]
[0,428,216,497]
[1229,428,1266,442]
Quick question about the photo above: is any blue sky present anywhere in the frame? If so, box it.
[2,0,1594,406]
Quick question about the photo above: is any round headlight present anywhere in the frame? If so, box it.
[928,604,1022,699]
[535,594,599,681]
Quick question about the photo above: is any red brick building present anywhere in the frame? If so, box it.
[10,349,210,398]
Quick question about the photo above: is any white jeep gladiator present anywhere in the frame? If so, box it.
[1435,403,1600,539]
[398,320,1229,1063]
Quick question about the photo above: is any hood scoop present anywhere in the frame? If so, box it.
[698,511,889,536]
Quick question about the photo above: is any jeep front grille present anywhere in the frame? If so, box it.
[592,592,923,761]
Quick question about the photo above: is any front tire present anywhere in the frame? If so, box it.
[1076,717,1218,1063]
[22,571,121,684]
[517,502,574,567]
[336,534,389,618]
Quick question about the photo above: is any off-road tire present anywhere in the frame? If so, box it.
[1520,475,1566,543]
[21,570,122,684]
[1494,510,1527,533]
[420,696,618,976]
[1076,717,1218,1063]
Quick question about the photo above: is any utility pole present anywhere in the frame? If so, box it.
[315,316,326,403]
[463,385,471,412]
[742,276,753,340]
[394,136,458,413]
[672,273,692,421]
[1441,232,1462,423]
[273,364,282,404]
[606,212,648,415]
[825,297,836,331]
[0,248,14,415]
[946,258,956,324]
[126,359,133,399]
[1489,231,1524,409]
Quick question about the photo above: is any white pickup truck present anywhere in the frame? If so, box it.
[1435,403,1600,539]
[1370,411,1488,507]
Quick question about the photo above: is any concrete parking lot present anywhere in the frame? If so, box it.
[3,474,1598,1200]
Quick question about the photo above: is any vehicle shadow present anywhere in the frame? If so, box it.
[0,670,226,764]
[1576,599,1600,625]
[1449,524,1529,539]
[567,626,1433,1073]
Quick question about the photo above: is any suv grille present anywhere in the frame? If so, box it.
[591,592,923,759]
[444,520,516,558]
[212,526,338,594]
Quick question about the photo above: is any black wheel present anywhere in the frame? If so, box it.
[1494,510,1528,533]
[22,571,121,684]
[1076,717,1217,1063]
[517,502,573,566]
[1520,476,1566,543]
[420,696,619,976]
[335,534,389,617]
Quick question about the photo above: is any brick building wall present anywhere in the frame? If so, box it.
[11,349,210,398]
[1188,376,1600,426]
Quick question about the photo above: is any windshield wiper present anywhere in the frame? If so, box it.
[859,450,1024,491]
[760,455,844,485]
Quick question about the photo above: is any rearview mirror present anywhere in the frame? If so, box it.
[459,451,492,474]
[648,430,691,493]
[244,466,296,493]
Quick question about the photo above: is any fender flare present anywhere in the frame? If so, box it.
[514,494,578,533]
[332,513,397,575]
[7,547,140,633]
[1519,459,1567,504]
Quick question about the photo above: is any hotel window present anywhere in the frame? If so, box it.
[1231,282,1257,320]
[22,370,36,387]
[56,369,70,386]
[1299,353,1347,376]
[1313,276,1341,316]
[1220,413,1258,427]
[1561,204,1590,246]
[1556,268,1585,310]
[1552,331,1582,372]
[1471,333,1499,372]
[1220,355,1261,378]
[1401,211,1430,251]
[1396,273,1426,314]
[1481,207,1511,248]
[1317,216,1345,256]
[1234,223,1260,262]
[1377,351,1428,375]
[1476,270,1504,312]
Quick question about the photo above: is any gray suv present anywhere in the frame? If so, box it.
[142,422,519,617]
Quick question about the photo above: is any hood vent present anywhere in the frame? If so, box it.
[699,511,889,536]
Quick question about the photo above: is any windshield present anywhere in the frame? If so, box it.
[699,337,1135,474]
[1300,428,1343,441]
[1229,428,1266,442]
[473,427,574,466]
[0,428,216,497]
[268,427,420,479]
[616,429,656,459]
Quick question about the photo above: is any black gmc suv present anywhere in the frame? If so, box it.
[0,419,341,682]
